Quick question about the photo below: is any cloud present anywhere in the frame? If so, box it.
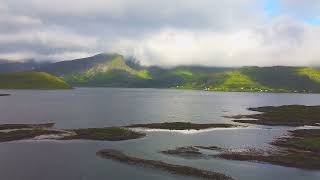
[0,15,42,33]
[0,0,319,66]
[108,17,320,67]
[280,0,320,17]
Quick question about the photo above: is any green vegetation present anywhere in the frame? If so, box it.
[216,129,320,170]
[62,55,152,87]
[136,70,152,79]
[240,66,320,93]
[126,122,237,130]
[298,67,320,83]
[226,105,320,126]
[64,64,320,93]
[0,72,71,89]
[207,70,271,92]
[97,149,234,180]
[64,127,145,141]
[29,53,320,93]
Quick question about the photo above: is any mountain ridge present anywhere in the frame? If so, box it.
[1,53,320,93]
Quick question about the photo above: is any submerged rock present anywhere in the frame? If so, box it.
[161,146,203,157]
[161,145,225,159]
[195,146,224,151]
[0,94,10,96]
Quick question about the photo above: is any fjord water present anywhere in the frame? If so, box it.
[0,88,319,180]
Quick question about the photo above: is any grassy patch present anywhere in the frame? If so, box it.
[136,70,152,79]
[298,67,320,83]
[207,70,272,92]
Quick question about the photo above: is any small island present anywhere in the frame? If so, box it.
[126,122,238,130]
[62,127,145,141]
[0,123,145,142]
[97,149,234,180]
[225,105,320,126]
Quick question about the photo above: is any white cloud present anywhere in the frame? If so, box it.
[280,0,320,17]
[108,17,320,67]
[0,0,319,66]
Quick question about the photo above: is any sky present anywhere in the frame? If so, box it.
[0,0,320,67]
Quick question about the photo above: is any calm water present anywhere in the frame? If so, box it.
[0,88,319,180]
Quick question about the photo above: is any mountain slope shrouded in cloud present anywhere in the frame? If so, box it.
[0,60,49,73]
[32,53,320,93]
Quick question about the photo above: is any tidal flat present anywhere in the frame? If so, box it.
[159,128,320,170]
[216,128,320,170]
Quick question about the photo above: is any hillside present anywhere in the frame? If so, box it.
[38,54,152,87]
[0,72,71,89]
[25,53,320,93]
[38,53,124,75]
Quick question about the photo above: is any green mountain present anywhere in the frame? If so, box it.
[39,53,126,75]
[0,72,71,89]
[33,53,320,93]
[38,54,152,87]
